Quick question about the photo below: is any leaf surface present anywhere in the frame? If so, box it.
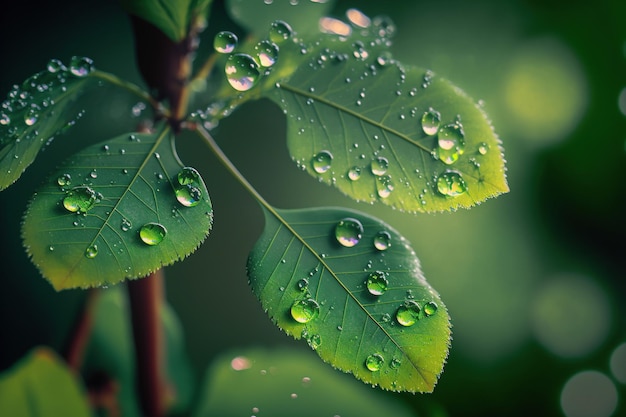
[22,125,213,290]
[0,347,91,417]
[0,58,97,190]
[247,206,450,392]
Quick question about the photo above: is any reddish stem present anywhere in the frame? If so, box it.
[63,289,97,373]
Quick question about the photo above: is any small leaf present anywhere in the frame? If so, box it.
[0,347,91,417]
[247,206,450,393]
[121,0,212,41]
[226,0,335,36]
[22,125,213,290]
[0,57,97,191]
[260,17,508,213]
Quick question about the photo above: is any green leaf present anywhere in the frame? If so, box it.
[0,347,91,417]
[0,57,97,191]
[262,28,508,213]
[22,125,213,290]
[192,347,417,417]
[121,0,212,41]
[226,0,335,35]
[247,206,450,393]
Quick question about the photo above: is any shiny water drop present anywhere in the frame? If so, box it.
[255,40,279,67]
[63,186,97,213]
[47,58,65,73]
[269,20,293,43]
[24,107,38,126]
[139,222,167,245]
[423,301,438,316]
[225,54,261,92]
[390,358,402,369]
[85,244,98,259]
[373,15,396,38]
[177,166,200,185]
[421,108,441,135]
[478,142,489,155]
[69,56,94,77]
[347,166,361,181]
[396,300,421,327]
[307,333,322,349]
[335,217,363,247]
[297,278,309,291]
[365,353,384,372]
[0,113,10,126]
[57,173,71,187]
[89,170,98,179]
[376,175,394,198]
[121,218,132,232]
[376,51,393,67]
[370,157,389,176]
[213,31,238,53]
[176,184,202,207]
[366,271,389,296]
[290,298,320,323]
[312,150,333,173]
[373,231,391,251]
[436,123,465,164]
[346,8,371,28]
[436,171,467,197]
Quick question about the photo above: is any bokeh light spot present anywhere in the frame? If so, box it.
[610,342,626,384]
[560,371,618,417]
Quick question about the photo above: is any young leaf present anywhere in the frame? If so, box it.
[0,347,91,417]
[0,57,97,191]
[22,125,213,290]
[247,206,450,393]
[261,25,508,213]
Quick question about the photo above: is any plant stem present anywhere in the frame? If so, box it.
[127,270,166,417]
[63,289,98,373]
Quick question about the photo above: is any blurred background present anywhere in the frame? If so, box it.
[0,0,624,416]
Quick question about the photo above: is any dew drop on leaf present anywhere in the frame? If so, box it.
[24,107,38,126]
[62,186,97,213]
[139,222,167,246]
[423,301,438,316]
[335,217,363,247]
[290,298,320,323]
[69,56,94,77]
[366,271,389,296]
[390,358,402,369]
[177,167,200,185]
[46,58,65,73]
[56,173,71,187]
[213,31,238,54]
[396,300,421,327]
[84,244,98,259]
[120,218,132,232]
[365,353,384,372]
[269,20,293,43]
[312,150,333,173]
[436,123,465,165]
[478,142,489,155]
[373,230,391,251]
[436,171,467,197]
[175,184,202,207]
[255,40,279,67]
[421,108,441,136]
[346,8,371,28]
[0,113,10,126]
[347,166,361,181]
[225,54,261,92]
[297,278,309,291]
[376,175,394,198]
[370,156,389,176]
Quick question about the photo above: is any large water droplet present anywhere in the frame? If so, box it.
[347,166,361,181]
[57,173,72,187]
[335,217,363,247]
[436,123,465,164]
[176,184,202,207]
[139,222,167,245]
[436,171,467,197]
[255,40,279,67]
[396,300,421,327]
[85,244,98,259]
[312,150,333,173]
[177,167,200,185]
[0,113,10,126]
[366,271,389,296]
[373,231,391,251]
[24,107,38,126]
[63,186,97,213]
[365,353,384,372]
[421,108,441,135]
[290,298,320,323]
[69,56,94,77]
[225,54,261,92]
[423,301,438,316]
[47,58,65,73]
[370,156,389,176]
[346,8,371,28]
[376,175,394,198]
[269,20,293,43]
[214,31,238,53]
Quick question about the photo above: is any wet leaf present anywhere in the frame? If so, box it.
[22,125,213,290]
[0,347,91,417]
[247,206,450,393]
[0,57,97,191]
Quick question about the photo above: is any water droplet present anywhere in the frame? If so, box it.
[48,245,54,251]
[57,173,71,187]
[381,313,391,322]
[365,353,384,371]
[423,301,438,316]
[307,333,322,349]
[396,300,421,326]
[213,31,238,53]
[121,218,132,232]
[347,166,361,181]
[89,169,98,179]
[290,298,320,323]
[63,186,97,213]
[225,54,261,92]
[177,167,200,185]
[421,108,441,135]
[370,157,388,176]
[436,171,467,197]
[390,358,402,369]
[269,20,293,43]
[47,58,65,73]
[366,271,389,296]
[0,113,10,126]
[312,150,333,173]
[139,222,167,245]
[176,184,202,207]
[85,244,98,259]
[376,51,393,66]
[297,278,309,291]
[255,40,279,67]
[373,231,391,251]
[69,56,94,77]
[24,107,38,126]
[372,15,396,38]
[376,175,394,198]
[335,217,363,247]
[436,123,465,164]
[346,8,371,28]
[478,142,489,155]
